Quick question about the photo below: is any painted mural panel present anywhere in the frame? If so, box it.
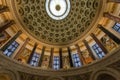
[41,55,50,69]
[0,31,10,47]
[62,56,70,69]
[100,35,118,52]
[17,48,31,63]
[82,49,93,64]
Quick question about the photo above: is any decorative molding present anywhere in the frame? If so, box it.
[0,46,120,76]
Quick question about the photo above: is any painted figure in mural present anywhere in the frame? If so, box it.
[101,35,117,52]
[0,31,10,47]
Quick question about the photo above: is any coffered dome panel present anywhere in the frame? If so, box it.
[12,0,102,46]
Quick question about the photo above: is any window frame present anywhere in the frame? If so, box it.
[3,41,19,57]
[53,56,60,70]
[72,53,81,67]
[92,43,105,59]
[113,23,120,33]
[30,52,41,67]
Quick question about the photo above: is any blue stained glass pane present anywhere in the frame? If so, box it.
[114,25,117,28]
[53,56,60,70]
[8,45,12,49]
[96,44,99,47]
[78,62,81,66]
[101,52,105,56]
[93,45,97,49]
[32,57,36,60]
[77,58,79,61]
[72,54,81,67]
[98,48,102,51]
[15,44,18,47]
[98,54,103,58]
[12,41,15,45]
[11,47,16,51]
[3,41,19,57]
[118,29,120,33]
[113,23,120,33]
[30,53,40,67]
[8,52,12,56]
[4,50,8,54]
[92,43,105,59]
[116,23,120,26]
[95,50,99,53]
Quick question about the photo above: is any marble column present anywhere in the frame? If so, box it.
[48,48,54,68]
[14,38,30,59]
[27,43,38,64]
[0,5,8,13]
[0,20,15,32]
[0,30,22,51]
[75,44,84,65]
[98,24,120,44]
[59,48,63,68]
[67,47,74,67]
[107,0,120,3]
[103,12,120,23]
[90,33,108,54]
[83,40,96,60]
[38,46,46,66]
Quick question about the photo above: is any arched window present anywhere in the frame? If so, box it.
[113,23,120,33]
[92,44,105,58]
[3,41,19,57]
[53,56,60,70]
[72,54,81,67]
[30,53,40,67]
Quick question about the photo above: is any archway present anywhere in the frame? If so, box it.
[97,74,116,80]
[0,74,11,80]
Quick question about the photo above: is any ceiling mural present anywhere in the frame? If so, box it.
[13,0,101,46]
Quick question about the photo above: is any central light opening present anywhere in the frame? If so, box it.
[45,0,71,20]
[56,5,61,11]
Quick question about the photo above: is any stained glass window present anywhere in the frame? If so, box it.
[30,53,40,67]
[92,44,105,58]
[53,56,60,70]
[113,23,120,33]
[72,54,81,67]
[3,41,19,57]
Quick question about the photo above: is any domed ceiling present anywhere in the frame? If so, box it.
[12,0,101,46]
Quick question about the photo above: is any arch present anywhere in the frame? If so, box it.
[0,68,20,80]
[47,76,65,80]
[90,67,120,80]
[97,73,116,80]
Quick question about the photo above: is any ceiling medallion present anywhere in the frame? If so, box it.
[45,0,71,20]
